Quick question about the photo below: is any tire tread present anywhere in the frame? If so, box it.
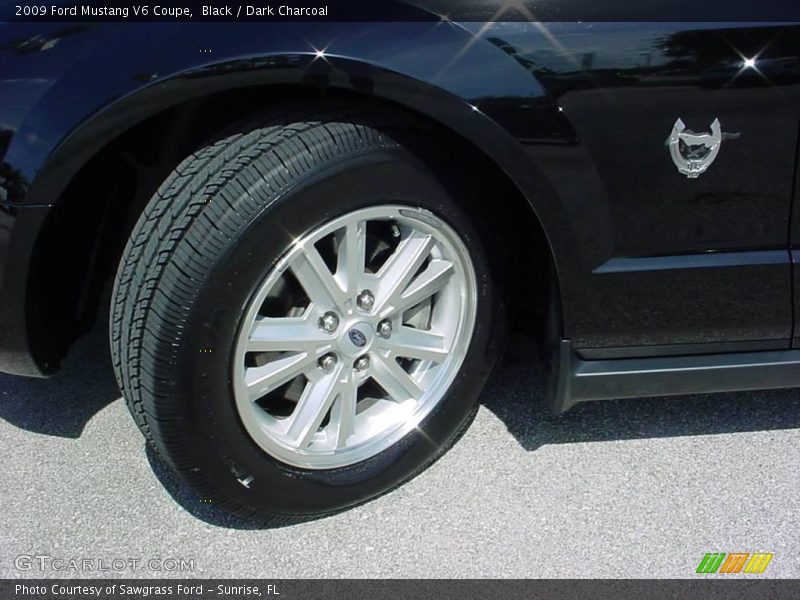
[111,102,448,523]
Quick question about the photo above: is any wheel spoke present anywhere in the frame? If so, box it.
[337,220,366,296]
[247,316,332,353]
[371,355,424,403]
[285,366,343,448]
[379,326,449,363]
[233,205,477,469]
[374,231,435,315]
[245,352,318,403]
[291,244,348,312]
[329,373,358,448]
[395,259,454,313]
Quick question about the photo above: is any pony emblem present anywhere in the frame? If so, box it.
[667,118,729,178]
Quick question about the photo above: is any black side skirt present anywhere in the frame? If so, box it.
[549,339,800,413]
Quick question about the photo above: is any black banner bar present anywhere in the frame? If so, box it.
[2,0,800,23]
[3,580,800,600]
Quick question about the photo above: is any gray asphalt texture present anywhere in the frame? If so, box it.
[1,325,799,579]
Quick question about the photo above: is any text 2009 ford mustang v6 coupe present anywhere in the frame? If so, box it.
[1,3,799,521]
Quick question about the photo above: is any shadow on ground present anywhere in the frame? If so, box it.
[2,325,799,527]
[0,324,120,438]
[485,336,800,451]
[144,446,274,530]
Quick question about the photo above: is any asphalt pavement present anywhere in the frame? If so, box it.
[1,325,799,578]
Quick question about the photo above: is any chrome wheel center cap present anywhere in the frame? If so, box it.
[339,322,374,357]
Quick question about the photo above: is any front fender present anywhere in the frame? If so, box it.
[6,22,569,230]
[0,20,589,376]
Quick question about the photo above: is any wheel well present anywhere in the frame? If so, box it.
[29,86,559,369]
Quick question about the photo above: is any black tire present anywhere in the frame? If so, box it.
[110,102,506,523]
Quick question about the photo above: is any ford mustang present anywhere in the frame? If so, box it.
[1,1,799,522]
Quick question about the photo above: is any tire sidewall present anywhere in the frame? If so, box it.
[172,149,503,516]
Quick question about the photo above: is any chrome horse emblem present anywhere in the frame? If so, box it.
[667,118,725,178]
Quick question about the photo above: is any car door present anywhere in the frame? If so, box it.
[470,21,800,356]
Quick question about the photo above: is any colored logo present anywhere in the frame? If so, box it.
[348,328,368,348]
[696,552,773,574]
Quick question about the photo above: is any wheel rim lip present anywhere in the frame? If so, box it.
[232,204,478,470]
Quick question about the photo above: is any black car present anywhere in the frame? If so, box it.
[1,5,799,522]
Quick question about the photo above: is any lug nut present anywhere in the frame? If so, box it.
[377,319,393,338]
[318,311,340,333]
[319,353,338,372]
[354,355,370,372]
[356,289,375,311]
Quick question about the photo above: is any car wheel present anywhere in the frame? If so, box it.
[110,102,506,522]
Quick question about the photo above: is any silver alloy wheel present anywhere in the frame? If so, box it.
[233,205,478,469]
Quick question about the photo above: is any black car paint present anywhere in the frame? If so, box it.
[482,21,800,354]
[0,12,799,397]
